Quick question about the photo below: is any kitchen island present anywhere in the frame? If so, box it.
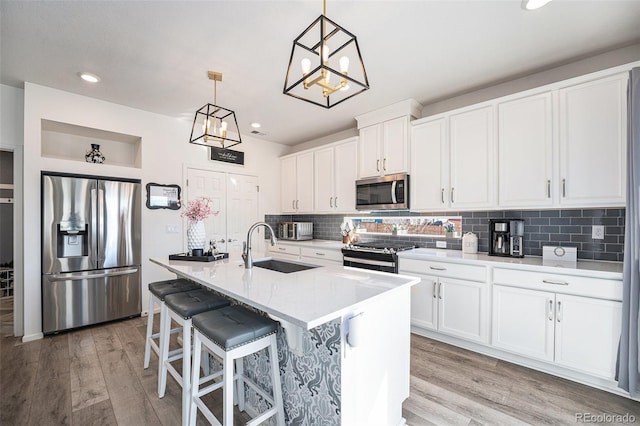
[150,255,420,426]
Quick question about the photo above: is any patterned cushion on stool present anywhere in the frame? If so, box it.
[192,305,277,351]
[164,289,230,319]
[148,278,201,301]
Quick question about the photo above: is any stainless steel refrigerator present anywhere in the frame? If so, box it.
[41,173,141,334]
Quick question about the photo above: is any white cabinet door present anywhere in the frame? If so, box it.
[492,285,555,362]
[280,156,297,213]
[296,152,314,213]
[410,275,438,331]
[313,147,334,213]
[411,118,449,210]
[438,277,488,343]
[554,294,622,379]
[449,106,495,209]
[358,125,382,178]
[559,74,627,206]
[498,93,553,207]
[382,116,408,175]
[334,138,358,212]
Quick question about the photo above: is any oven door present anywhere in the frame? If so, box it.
[356,174,409,210]
[342,249,398,274]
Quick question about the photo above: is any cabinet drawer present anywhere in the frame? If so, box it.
[400,258,486,282]
[493,268,622,301]
[300,247,342,262]
[269,244,301,256]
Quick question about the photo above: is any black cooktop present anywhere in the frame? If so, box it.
[345,241,416,252]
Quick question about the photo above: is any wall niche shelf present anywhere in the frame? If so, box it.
[41,119,142,169]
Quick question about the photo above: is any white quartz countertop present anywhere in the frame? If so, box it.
[150,254,420,330]
[398,248,623,280]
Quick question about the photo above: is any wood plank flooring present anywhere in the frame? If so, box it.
[1,316,639,425]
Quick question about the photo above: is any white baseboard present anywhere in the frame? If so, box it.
[22,332,43,342]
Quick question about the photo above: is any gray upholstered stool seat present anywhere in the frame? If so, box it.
[164,289,230,319]
[148,278,201,300]
[192,305,277,350]
[160,288,230,426]
[144,278,203,372]
[189,305,284,426]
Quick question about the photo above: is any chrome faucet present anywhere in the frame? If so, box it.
[242,222,277,269]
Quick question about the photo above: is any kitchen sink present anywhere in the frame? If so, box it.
[253,259,319,273]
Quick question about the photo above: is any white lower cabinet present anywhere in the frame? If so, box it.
[492,271,622,380]
[402,260,488,344]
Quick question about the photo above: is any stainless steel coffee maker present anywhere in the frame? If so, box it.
[489,219,525,258]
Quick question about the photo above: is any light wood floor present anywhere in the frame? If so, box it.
[1,316,639,425]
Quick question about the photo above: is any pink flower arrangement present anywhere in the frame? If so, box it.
[180,197,218,222]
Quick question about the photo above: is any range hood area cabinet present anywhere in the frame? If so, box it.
[280,151,314,213]
[356,99,422,179]
[410,70,628,211]
[313,137,358,213]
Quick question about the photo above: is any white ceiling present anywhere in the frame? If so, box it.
[2,1,640,146]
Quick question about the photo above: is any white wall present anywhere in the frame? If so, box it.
[21,83,287,341]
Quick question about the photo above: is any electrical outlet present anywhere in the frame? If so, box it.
[592,225,605,240]
[165,225,179,234]
[436,240,447,248]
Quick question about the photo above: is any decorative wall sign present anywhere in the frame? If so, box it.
[210,146,244,165]
[146,183,181,210]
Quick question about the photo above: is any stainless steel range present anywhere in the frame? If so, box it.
[342,242,416,273]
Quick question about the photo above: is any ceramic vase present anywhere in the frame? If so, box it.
[85,143,105,164]
[187,221,206,252]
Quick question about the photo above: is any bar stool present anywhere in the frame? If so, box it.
[189,305,285,426]
[160,289,230,426]
[143,278,201,370]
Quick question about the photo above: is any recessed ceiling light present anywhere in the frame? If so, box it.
[78,72,101,83]
[522,0,552,10]
[250,122,261,129]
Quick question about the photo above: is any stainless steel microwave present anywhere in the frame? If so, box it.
[355,173,409,210]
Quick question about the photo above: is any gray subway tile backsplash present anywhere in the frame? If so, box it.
[265,207,625,262]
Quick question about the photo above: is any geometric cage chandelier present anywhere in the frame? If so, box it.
[189,71,242,149]
[283,0,369,109]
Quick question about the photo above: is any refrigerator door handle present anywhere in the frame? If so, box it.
[47,267,139,282]
[91,187,98,265]
[97,187,105,264]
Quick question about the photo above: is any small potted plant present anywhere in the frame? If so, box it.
[444,223,455,238]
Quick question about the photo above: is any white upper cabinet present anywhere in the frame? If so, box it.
[498,92,554,208]
[358,116,409,178]
[449,106,495,209]
[314,137,358,213]
[559,73,627,206]
[410,118,449,210]
[280,151,314,213]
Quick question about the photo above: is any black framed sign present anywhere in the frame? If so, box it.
[210,146,244,165]
[146,183,181,210]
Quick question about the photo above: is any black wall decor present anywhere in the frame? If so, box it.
[146,183,181,210]
[210,146,244,165]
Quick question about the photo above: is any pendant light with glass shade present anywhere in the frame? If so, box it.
[283,0,369,108]
[189,71,242,149]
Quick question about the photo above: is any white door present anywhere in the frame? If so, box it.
[411,118,448,210]
[498,92,553,207]
[559,73,627,206]
[437,277,487,343]
[382,116,408,175]
[554,294,622,379]
[449,106,495,209]
[358,124,382,178]
[410,275,438,331]
[492,285,555,362]
[333,138,358,213]
[314,147,334,213]
[226,174,259,253]
[186,168,227,252]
